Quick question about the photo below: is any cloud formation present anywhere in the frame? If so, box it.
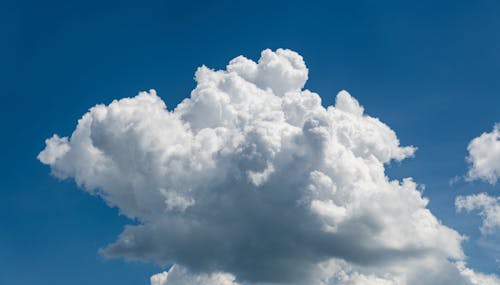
[39,49,498,284]
[456,193,500,235]
[150,265,238,285]
[466,124,500,184]
[460,123,500,252]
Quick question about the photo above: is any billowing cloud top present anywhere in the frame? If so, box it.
[39,49,498,285]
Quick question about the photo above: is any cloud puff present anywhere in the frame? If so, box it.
[466,124,500,184]
[39,49,498,284]
[456,193,500,235]
[150,265,238,285]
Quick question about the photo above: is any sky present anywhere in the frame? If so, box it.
[1,0,500,284]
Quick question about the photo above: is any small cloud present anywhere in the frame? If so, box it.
[456,193,500,235]
[466,124,500,184]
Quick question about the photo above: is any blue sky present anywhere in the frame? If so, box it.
[2,0,499,284]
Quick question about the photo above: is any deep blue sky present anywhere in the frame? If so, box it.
[1,0,499,284]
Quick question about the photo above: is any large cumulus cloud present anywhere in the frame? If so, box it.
[39,49,498,284]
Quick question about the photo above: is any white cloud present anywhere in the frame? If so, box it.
[39,49,498,285]
[466,124,500,184]
[150,271,170,285]
[457,261,500,285]
[150,265,239,285]
[456,193,500,235]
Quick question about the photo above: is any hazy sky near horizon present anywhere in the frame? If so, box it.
[2,1,500,284]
